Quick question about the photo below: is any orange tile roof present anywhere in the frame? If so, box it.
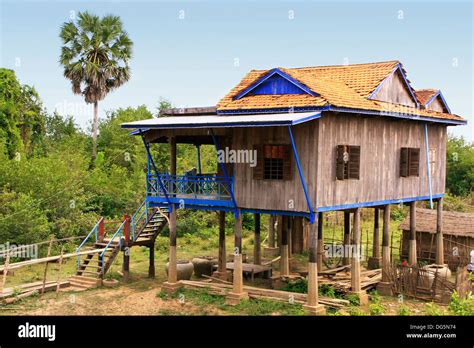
[217,60,465,123]
[415,89,439,105]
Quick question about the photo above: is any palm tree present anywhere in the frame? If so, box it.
[59,11,133,160]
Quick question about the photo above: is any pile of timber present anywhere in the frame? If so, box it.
[1,280,70,304]
[318,266,382,293]
[180,279,350,308]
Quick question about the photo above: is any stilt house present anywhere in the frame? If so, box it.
[120,60,467,313]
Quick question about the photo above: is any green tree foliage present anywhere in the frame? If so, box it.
[0,68,45,158]
[59,11,133,160]
[446,135,474,197]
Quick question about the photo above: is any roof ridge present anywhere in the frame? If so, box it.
[285,60,400,70]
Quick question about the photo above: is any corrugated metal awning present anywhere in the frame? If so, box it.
[121,111,321,131]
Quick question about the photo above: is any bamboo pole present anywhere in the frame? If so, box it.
[55,247,64,297]
[41,236,54,296]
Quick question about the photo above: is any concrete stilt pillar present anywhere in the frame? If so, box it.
[317,212,324,272]
[408,201,417,266]
[213,211,231,281]
[280,216,290,276]
[226,211,248,305]
[436,198,444,265]
[377,204,393,296]
[368,208,381,269]
[253,213,261,265]
[268,215,276,247]
[343,211,351,266]
[303,215,326,315]
[162,205,180,294]
[350,208,368,305]
[264,215,279,258]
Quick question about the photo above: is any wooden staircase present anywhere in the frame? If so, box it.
[70,205,169,288]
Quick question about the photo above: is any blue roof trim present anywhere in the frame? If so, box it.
[316,193,444,212]
[218,106,466,125]
[368,64,419,107]
[233,68,319,100]
[425,90,451,114]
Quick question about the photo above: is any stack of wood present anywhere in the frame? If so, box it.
[1,280,70,304]
[180,279,350,308]
[317,266,382,293]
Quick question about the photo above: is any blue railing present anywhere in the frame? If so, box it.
[131,199,148,241]
[100,219,126,275]
[76,217,103,268]
[147,174,233,200]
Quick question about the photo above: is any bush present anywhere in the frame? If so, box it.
[448,291,474,316]
[282,279,307,294]
[424,302,443,316]
[369,303,385,315]
[397,304,411,316]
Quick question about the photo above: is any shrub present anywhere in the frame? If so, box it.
[448,291,474,316]
[345,293,360,306]
[424,302,443,316]
[397,304,411,316]
[369,303,385,315]
[348,306,366,316]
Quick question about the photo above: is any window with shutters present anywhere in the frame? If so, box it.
[400,147,420,177]
[253,144,292,180]
[335,145,360,180]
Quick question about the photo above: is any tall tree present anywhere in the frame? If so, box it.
[59,11,133,160]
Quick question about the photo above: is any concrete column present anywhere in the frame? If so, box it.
[436,198,444,265]
[253,213,261,265]
[303,214,326,315]
[213,211,230,280]
[268,215,276,247]
[343,211,351,266]
[350,208,368,305]
[280,216,290,276]
[377,204,393,296]
[162,204,180,294]
[226,211,248,305]
[409,201,417,266]
[317,212,324,272]
[368,208,381,269]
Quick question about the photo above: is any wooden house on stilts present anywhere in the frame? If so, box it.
[121,60,466,314]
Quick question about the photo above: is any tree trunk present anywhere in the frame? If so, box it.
[92,101,99,161]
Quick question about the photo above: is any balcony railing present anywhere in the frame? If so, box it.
[147,174,233,201]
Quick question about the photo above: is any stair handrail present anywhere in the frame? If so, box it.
[131,199,147,241]
[100,218,126,275]
[76,217,104,268]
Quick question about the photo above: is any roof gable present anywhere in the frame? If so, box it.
[425,91,451,114]
[233,68,319,100]
[368,65,419,107]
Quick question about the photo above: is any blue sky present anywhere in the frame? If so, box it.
[1,0,472,140]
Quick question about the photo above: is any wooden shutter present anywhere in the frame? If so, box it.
[400,147,409,177]
[409,148,420,177]
[282,145,292,180]
[253,144,264,180]
[348,146,360,180]
[336,145,346,180]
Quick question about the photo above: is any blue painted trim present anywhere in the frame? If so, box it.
[217,106,466,125]
[425,90,451,114]
[217,106,326,115]
[368,64,419,107]
[196,145,202,174]
[288,125,315,224]
[424,124,433,209]
[329,106,466,125]
[146,196,235,207]
[233,68,319,100]
[317,194,444,212]
[140,131,172,212]
[209,128,239,218]
[241,208,311,218]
